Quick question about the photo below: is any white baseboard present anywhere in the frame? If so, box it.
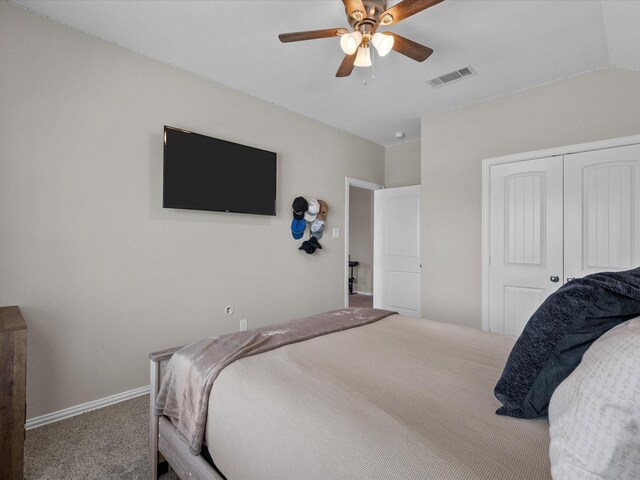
[354,291,373,296]
[26,385,149,430]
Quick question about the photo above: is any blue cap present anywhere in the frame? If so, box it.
[291,218,306,240]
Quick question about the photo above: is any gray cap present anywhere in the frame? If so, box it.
[310,219,324,239]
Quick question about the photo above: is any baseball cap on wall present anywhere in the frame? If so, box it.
[291,218,306,239]
[310,219,324,240]
[299,236,322,254]
[308,236,322,250]
[304,198,320,222]
[292,197,308,220]
[299,240,314,254]
[317,200,329,221]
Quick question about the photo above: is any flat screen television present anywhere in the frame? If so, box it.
[163,126,277,216]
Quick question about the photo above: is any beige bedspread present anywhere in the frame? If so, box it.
[155,307,395,455]
[205,314,551,479]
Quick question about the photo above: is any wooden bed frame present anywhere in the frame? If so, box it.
[149,345,224,480]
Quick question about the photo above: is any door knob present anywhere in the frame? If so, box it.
[550,275,559,283]
[566,277,576,282]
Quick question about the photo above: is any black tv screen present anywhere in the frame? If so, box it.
[163,126,277,216]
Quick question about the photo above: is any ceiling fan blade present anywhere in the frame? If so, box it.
[342,0,366,20]
[279,28,348,43]
[387,32,433,62]
[336,53,357,77]
[380,0,444,26]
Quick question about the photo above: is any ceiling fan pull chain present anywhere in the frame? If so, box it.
[364,50,377,85]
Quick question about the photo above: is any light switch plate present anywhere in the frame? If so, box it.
[333,228,340,238]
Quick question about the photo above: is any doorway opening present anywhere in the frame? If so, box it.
[344,178,384,308]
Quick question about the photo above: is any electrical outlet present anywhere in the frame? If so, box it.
[239,319,248,331]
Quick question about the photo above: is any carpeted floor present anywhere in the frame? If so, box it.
[25,394,178,480]
[349,293,373,308]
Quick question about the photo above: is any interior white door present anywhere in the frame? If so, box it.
[489,157,564,336]
[373,185,421,317]
[564,143,640,281]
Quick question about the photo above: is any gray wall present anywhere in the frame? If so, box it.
[0,3,385,419]
[421,67,640,329]
[385,139,421,188]
[348,187,374,294]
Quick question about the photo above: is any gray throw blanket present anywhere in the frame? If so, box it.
[154,307,397,455]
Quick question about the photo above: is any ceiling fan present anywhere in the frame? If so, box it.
[278,0,443,77]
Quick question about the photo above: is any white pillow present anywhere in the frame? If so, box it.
[549,317,640,480]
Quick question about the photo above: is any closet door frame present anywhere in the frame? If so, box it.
[481,134,640,332]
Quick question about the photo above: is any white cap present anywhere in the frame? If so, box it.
[304,198,320,222]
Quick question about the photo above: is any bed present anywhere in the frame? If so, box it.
[149,310,551,479]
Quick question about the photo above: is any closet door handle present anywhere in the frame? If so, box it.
[550,275,559,283]
[566,277,576,282]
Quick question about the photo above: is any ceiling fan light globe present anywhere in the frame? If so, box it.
[354,46,372,67]
[340,31,362,55]
[371,32,394,57]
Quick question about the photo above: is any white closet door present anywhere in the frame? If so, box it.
[564,144,640,281]
[489,157,564,336]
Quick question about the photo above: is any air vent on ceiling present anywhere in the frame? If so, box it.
[427,66,476,88]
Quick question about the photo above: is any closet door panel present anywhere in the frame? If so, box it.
[489,157,564,336]
[564,144,640,281]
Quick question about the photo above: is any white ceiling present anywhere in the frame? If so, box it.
[11,0,640,146]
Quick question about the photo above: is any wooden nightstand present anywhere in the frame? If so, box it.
[0,306,27,480]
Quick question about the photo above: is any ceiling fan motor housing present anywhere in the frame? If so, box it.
[347,0,389,33]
